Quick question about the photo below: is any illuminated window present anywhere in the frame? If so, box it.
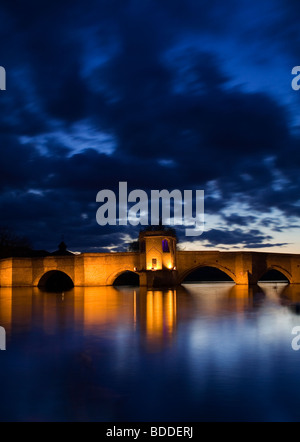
[162,239,169,253]
[152,258,157,269]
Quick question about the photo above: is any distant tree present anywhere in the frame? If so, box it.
[0,227,32,258]
[127,240,140,252]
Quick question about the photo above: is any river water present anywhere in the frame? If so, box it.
[1,282,300,422]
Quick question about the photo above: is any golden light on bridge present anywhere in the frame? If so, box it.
[2,228,297,288]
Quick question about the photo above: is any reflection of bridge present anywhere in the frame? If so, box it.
[1,284,299,351]
[1,239,300,288]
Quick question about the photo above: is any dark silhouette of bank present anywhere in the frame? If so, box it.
[0,227,74,259]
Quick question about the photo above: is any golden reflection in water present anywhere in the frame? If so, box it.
[228,285,255,314]
[134,289,136,329]
[3,283,300,347]
[165,290,176,336]
[267,283,300,314]
[13,288,33,331]
[182,282,247,316]
[82,287,135,333]
[0,286,179,350]
[279,284,300,303]
[144,289,177,349]
[0,288,12,333]
[0,287,34,335]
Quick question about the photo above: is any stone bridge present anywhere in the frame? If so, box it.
[0,253,140,288]
[0,249,300,288]
[176,250,300,285]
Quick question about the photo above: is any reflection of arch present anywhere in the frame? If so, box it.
[258,266,291,283]
[113,270,139,286]
[38,271,74,292]
[279,285,300,311]
[107,269,139,286]
[179,264,236,284]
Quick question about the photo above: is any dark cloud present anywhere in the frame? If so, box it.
[202,228,289,249]
[223,214,257,227]
[0,0,299,251]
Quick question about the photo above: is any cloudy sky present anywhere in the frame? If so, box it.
[0,0,300,253]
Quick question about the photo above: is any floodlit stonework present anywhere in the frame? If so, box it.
[0,231,300,288]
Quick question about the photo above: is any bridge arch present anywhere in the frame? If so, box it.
[37,270,74,292]
[257,266,291,283]
[107,268,140,286]
[178,264,236,284]
[113,270,139,286]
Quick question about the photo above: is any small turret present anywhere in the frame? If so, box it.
[138,229,178,288]
[51,241,73,256]
[58,241,67,253]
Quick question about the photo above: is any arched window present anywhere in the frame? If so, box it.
[162,239,170,253]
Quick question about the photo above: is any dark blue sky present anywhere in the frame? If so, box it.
[0,0,300,253]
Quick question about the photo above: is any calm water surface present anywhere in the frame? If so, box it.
[1,282,300,422]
